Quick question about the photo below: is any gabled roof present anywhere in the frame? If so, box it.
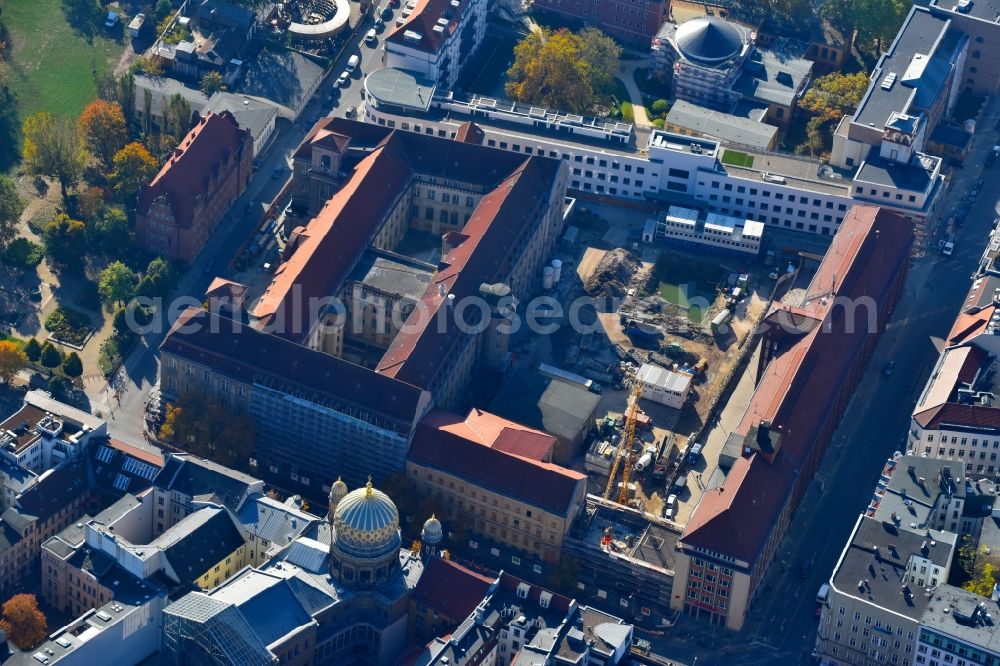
[411,557,492,621]
[419,408,556,461]
[913,402,1000,431]
[15,460,90,523]
[137,111,250,228]
[377,158,555,388]
[681,206,914,564]
[153,452,258,512]
[155,507,246,584]
[407,414,585,516]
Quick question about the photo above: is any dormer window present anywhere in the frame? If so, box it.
[321,155,331,169]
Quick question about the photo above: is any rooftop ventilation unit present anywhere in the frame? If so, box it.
[956,0,973,12]
[881,72,897,90]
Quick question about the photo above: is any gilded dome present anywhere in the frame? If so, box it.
[329,476,349,503]
[421,514,443,545]
[332,479,401,560]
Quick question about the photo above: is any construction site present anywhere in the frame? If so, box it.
[526,201,777,521]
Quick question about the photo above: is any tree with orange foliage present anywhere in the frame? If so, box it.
[78,100,129,168]
[0,594,48,650]
[0,340,27,385]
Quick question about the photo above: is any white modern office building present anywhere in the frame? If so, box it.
[362,67,943,246]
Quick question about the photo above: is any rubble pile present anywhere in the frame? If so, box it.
[584,249,640,298]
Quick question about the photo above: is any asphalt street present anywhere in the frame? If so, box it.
[93,9,393,449]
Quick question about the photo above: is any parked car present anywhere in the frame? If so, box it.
[882,360,896,377]
[336,71,350,87]
[365,28,377,44]
[271,164,285,180]
[374,17,385,28]
[344,106,356,118]
[346,54,360,72]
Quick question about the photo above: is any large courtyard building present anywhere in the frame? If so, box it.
[672,207,914,630]
[159,118,569,490]
[530,0,669,44]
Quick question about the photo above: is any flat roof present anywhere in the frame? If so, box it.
[365,68,436,112]
[348,249,435,302]
[666,100,778,150]
[721,151,853,196]
[930,0,1000,23]
[855,152,938,192]
[853,7,952,130]
[921,585,1000,653]
[636,363,692,393]
[733,41,813,108]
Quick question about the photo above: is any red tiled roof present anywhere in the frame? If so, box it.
[205,277,247,301]
[420,408,556,461]
[947,307,993,346]
[682,452,797,563]
[412,557,493,621]
[377,158,554,388]
[912,402,1000,430]
[385,0,472,55]
[137,111,250,229]
[455,122,485,145]
[681,206,914,563]
[109,438,165,467]
[408,412,585,516]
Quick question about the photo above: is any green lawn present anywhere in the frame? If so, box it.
[2,0,123,120]
[721,149,755,168]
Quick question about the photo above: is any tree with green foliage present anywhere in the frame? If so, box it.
[87,207,132,254]
[98,261,136,308]
[506,28,621,113]
[136,257,177,299]
[0,176,24,249]
[62,352,83,378]
[21,112,86,201]
[200,71,226,96]
[819,0,909,51]
[39,342,63,370]
[23,338,41,363]
[156,0,174,18]
[650,99,669,115]
[41,214,87,268]
[111,142,159,205]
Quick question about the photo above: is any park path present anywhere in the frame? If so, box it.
[617,60,651,129]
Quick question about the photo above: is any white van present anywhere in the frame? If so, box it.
[365,28,377,45]
[816,583,830,604]
[346,55,360,72]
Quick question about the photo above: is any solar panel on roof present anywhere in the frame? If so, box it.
[96,446,116,463]
[113,473,130,491]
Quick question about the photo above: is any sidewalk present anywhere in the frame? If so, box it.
[618,60,652,129]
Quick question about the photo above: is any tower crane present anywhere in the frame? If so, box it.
[603,384,643,504]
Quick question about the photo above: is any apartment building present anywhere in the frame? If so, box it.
[909,273,1000,476]
[42,493,249,620]
[405,409,587,564]
[530,0,669,44]
[135,111,253,262]
[383,0,488,90]
[672,207,914,631]
[916,585,1000,666]
[362,69,942,244]
[416,570,634,666]
[816,515,956,666]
